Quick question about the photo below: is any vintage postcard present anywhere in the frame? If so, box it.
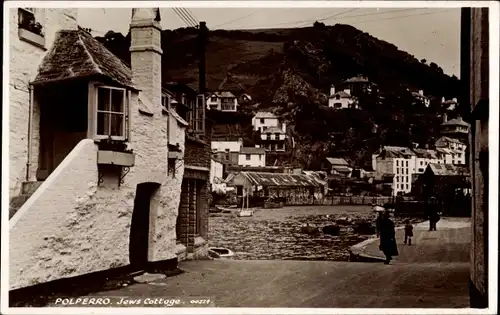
[1,1,498,314]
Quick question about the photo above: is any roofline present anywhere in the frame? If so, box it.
[30,74,140,92]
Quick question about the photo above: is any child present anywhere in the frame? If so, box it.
[404,219,414,245]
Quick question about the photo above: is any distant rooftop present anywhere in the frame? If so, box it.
[442,116,470,127]
[254,111,278,119]
[210,91,236,98]
[262,126,285,134]
[330,90,352,98]
[379,146,416,158]
[240,147,266,155]
[325,157,350,166]
[343,76,369,83]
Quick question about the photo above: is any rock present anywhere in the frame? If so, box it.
[322,225,340,236]
[133,273,166,283]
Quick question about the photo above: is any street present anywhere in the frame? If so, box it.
[55,217,470,308]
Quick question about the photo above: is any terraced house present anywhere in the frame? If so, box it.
[8,7,208,290]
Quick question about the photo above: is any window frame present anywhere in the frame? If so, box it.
[94,85,129,141]
[245,154,251,161]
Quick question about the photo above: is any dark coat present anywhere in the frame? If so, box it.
[379,218,399,256]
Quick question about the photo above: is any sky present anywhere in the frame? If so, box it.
[78,7,461,77]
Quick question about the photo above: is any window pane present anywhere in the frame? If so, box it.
[98,88,111,111]
[110,113,124,136]
[111,89,124,112]
[97,112,110,135]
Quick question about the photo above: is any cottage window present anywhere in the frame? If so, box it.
[18,8,43,36]
[190,95,205,134]
[260,118,265,124]
[259,155,262,161]
[95,86,128,140]
[246,154,251,160]
[334,103,342,108]
[396,160,399,167]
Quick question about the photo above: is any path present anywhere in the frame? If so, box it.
[349,217,471,263]
[48,218,471,308]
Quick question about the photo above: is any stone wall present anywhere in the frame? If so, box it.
[9,8,78,197]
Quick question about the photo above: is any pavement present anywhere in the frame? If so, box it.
[349,217,471,263]
[50,217,471,308]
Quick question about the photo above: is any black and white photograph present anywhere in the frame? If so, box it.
[1,1,498,313]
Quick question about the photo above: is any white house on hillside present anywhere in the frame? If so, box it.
[211,138,243,166]
[411,90,431,107]
[238,147,266,167]
[206,91,238,112]
[252,111,286,133]
[328,86,356,109]
[260,127,286,152]
[435,136,467,165]
[372,146,416,195]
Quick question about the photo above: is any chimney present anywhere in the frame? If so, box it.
[419,90,424,96]
[452,97,458,103]
[443,113,448,123]
[441,96,445,103]
[330,85,335,96]
[130,8,163,107]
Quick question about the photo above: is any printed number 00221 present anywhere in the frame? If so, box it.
[190,299,211,305]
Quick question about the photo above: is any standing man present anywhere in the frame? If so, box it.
[379,209,399,264]
[428,197,440,231]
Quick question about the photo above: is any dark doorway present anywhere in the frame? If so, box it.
[37,80,89,180]
[129,182,159,270]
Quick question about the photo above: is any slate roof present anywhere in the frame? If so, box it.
[325,157,350,166]
[332,166,352,173]
[436,136,464,146]
[379,146,415,158]
[233,172,322,187]
[32,29,135,89]
[442,116,470,127]
[427,163,469,176]
[254,111,278,119]
[262,126,285,134]
[240,147,266,154]
[330,91,351,98]
[210,91,236,98]
[413,148,438,159]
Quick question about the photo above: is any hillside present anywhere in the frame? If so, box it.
[96,23,463,169]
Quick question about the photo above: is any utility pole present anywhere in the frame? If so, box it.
[198,21,208,95]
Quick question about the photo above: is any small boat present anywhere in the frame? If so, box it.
[215,206,234,214]
[237,209,254,217]
[208,247,235,259]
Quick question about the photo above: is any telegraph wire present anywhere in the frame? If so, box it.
[212,9,262,29]
[173,7,196,27]
[178,7,199,26]
[184,8,199,24]
[297,8,359,27]
[347,9,455,26]
[237,8,431,30]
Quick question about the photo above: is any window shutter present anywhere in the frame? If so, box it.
[125,90,131,141]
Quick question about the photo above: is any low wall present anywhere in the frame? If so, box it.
[10,140,103,289]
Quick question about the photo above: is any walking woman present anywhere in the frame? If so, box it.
[379,209,399,264]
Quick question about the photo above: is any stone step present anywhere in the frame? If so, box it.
[22,181,44,195]
[9,194,31,219]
